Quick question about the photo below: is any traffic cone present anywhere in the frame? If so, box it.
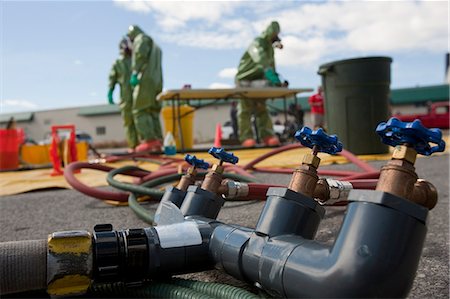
[214,123,222,148]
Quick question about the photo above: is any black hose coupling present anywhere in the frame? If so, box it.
[92,224,148,284]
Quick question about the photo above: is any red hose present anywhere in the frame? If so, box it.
[348,179,378,189]
[341,171,380,181]
[64,162,150,202]
[250,167,359,177]
[244,183,283,200]
[338,149,378,173]
[243,143,301,170]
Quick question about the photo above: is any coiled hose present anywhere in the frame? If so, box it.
[107,165,257,224]
[89,278,261,299]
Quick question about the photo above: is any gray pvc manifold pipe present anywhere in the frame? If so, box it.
[0,239,47,295]
[210,189,429,298]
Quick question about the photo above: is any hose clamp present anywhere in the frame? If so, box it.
[47,230,92,296]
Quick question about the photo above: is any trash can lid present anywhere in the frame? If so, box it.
[318,56,392,72]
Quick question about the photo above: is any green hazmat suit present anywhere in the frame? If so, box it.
[108,39,139,148]
[127,25,163,142]
[235,21,282,142]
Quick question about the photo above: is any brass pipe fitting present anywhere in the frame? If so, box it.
[201,164,224,194]
[410,179,438,210]
[376,159,418,200]
[376,145,437,210]
[288,153,321,197]
[176,167,197,191]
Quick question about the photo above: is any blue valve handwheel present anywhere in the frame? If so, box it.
[294,127,343,155]
[376,118,446,156]
[184,154,210,169]
[208,147,239,164]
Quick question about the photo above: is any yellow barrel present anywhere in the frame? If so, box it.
[161,105,195,149]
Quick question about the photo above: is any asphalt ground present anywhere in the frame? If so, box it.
[0,154,448,298]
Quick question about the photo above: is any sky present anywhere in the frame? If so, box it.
[1,0,448,114]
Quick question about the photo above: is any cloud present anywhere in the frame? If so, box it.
[208,82,233,89]
[218,68,237,79]
[2,99,38,110]
[115,1,447,66]
[74,59,83,65]
[114,1,237,30]
[89,91,98,97]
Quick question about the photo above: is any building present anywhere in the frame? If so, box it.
[1,84,448,146]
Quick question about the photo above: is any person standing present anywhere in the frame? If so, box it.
[108,37,138,151]
[235,21,287,147]
[127,25,163,152]
[308,86,325,129]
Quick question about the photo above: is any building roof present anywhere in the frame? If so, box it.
[77,104,121,116]
[0,112,34,124]
[390,84,449,104]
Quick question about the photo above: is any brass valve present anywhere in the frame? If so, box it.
[288,151,321,197]
[375,118,445,210]
[178,154,210,191]
[290,127,343,199]
[201,164,225,194]
[201,147,238,194]
[176,167,198,191]
[375,145,437,209]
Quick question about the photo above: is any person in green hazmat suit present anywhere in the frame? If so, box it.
[127,25,163,152]
[108,37,139,151]
[235,21,288,147]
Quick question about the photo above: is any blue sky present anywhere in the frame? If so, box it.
[1,0,448,114]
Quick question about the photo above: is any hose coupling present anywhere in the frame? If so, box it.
[317,179,353,205]
[47,230,92,296]
[220,180,249,199]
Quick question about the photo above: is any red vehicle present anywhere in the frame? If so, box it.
[393,101,449,129]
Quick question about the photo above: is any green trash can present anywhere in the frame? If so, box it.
[318,56,392,155]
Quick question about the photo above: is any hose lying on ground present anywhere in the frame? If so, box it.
[89,278,261,299]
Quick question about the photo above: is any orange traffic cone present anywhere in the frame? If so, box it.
[214,123,222,148]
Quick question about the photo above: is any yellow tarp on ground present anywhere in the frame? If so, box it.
[1,134,448,197]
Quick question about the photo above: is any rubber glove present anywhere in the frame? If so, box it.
[264,68,282,86]
[130,72,140,87]
[107,89,114,105]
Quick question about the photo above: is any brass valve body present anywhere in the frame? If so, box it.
[376,145,438,210]
[288,165,319,197]
[376,160,418,200]
[177,168,197,191]
[201,164,224,194]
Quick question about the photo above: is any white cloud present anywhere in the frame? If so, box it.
[114,1,237,30]
[218,68,237,79]
[208,82,233,89]
[2,99,38,110]
[74,59,83,65]
[115,1,447,66]
[89,91,98,97]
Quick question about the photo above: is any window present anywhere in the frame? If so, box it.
[44,119,51,125]
[96,126,106,135]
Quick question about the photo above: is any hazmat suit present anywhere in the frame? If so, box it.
[235,21,286,147]
[108,38,139,149]
[127,25,163,152]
